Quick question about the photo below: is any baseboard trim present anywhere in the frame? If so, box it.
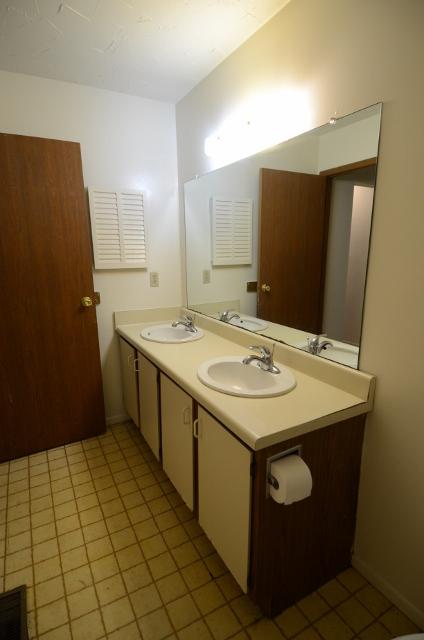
[106,413,129,426]
[353,555,424,629]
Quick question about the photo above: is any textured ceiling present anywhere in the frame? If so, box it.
[0,0,290,102]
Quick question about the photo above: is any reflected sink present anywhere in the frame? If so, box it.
[296,341,359,368]
[228,315,268,332]
[197,356,296,398]
[141,324,204,343]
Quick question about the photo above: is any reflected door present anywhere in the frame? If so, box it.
[258,168,329,333]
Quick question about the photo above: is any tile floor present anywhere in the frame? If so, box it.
[0,422,421,640]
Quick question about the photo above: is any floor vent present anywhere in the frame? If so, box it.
[0,586,28,640]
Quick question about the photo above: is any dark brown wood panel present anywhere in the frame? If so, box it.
[319,157,377,177]
[249,415,366,616]
[0,133,105,461]
[258,168,329,333]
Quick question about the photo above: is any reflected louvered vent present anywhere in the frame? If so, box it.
[88,188,148,269]
[211,197,253,266]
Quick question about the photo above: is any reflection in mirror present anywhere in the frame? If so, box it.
[184,104,381,368]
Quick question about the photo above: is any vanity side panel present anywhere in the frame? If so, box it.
[249,414,366,616]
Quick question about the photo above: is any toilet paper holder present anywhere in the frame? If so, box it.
[266,445,302,497]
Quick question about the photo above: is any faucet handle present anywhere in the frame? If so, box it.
[248,344,272,358]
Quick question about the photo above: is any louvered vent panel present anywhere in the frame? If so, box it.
[89,188,148,269]
[211,197,253,266]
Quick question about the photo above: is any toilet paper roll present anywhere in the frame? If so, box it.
[269,454,313,504]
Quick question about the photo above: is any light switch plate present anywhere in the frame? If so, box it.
[150,272,159,287]
[202,269,211,284]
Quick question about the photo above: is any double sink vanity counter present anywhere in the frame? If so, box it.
[115,307,375,616]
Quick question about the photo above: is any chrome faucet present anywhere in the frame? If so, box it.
[219,310,240,323]
[306,334,333,355]
[172,314,197,333]
[242,345,280,373]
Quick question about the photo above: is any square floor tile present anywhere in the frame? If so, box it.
[95,573,126,605]
[156,571,188,604]
[122,562,152,592]
[192,582,226,615]
[35,575,65,607]
[275,605,308,637]
[67,585,98,619]
[138,607,173,640]
[297,592,330,622]
[356,584,391,617]
[71,609,105,640]
[37,597,69,635]
[181,560,212,591]
[116,543,144,571]
[34,555,62,584]
[64,564,93,594]
[230,595,262,626]
[86,535,114,562]
[130,583,162,617]
[314,611,354,640]
[205,604,242,640]
[91,553,120,582]
[166,593,200,630]
[337,596,374,633]
[102,596,135,633]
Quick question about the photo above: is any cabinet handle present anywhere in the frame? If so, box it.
[183,407,191,425]
[193,418,199,439]
[133,358,140,373]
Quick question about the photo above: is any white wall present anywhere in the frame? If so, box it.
[317,112,381,172]
[0,71,181,422]
[176,0,424,626]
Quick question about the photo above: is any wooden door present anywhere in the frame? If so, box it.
[258,169,329,333]
[139,354,160,460]
[160,375,194,510]
[0,133,105,462]
[197,407,252,592]
[119,338,139,427]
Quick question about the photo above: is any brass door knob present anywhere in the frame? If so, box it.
[81,296,93,307]
[261,283,271,293]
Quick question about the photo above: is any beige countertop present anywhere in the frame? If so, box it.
[115,309,375,451]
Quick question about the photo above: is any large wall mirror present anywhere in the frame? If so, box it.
[184,103,382,368]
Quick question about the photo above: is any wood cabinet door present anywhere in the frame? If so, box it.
[160,374,194,510]
[197,407,252,592]
[0,133,105,462]
[258,168,329,333]
[138,353,160,460]
[119,338,139,427]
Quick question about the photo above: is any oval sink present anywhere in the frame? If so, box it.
[229,315,268,332]
[197,356,296,398]
[141,324,204,343]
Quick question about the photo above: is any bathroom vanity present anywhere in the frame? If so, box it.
[115,307,374,616]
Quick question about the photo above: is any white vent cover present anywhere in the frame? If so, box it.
[88,188,148,269]
[211,197,253,266]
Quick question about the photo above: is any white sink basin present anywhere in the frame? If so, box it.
[141,324,204,343]
[197,356,296,398]
[229,315,268,332]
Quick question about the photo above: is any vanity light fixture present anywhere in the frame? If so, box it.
[204,86,312,166]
